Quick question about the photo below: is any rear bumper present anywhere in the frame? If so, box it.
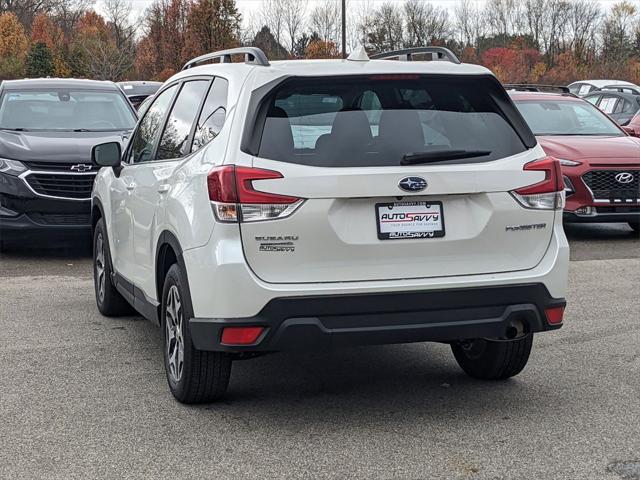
[189,284,566,352]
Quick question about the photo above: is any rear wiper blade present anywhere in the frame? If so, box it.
[401,149,491,165]
[0,127,28,131]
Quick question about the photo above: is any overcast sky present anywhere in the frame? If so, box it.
[95,0,623,28]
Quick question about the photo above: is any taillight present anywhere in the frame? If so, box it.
[207,165,303,222]
[511,157,565,210]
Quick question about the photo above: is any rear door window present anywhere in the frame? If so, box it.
[255,75,527,167]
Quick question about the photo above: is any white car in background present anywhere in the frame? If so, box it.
[568,79,640,96]
[90,46,569,403]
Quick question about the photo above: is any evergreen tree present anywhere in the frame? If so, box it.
[26,41,54,77]
[253,26,288,60]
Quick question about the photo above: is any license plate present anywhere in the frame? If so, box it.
[376,201,445,240]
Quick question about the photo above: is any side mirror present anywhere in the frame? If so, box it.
[92,142,122,168]
[621,126,638,137]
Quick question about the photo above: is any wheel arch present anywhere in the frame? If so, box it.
[155,231,193,314]
[91,198,105,234]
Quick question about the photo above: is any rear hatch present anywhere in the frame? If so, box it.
[236,74,556,284]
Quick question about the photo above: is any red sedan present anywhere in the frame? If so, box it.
[511,91,640,233]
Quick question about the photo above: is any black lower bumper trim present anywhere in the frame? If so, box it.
[189,284,565,352]
[0,213,90,240]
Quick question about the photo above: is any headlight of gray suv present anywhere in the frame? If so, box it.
[0,158,27,176]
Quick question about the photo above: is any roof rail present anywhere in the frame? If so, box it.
[370,47,461,65]
[504,84,572,95]
[183,47,270,70]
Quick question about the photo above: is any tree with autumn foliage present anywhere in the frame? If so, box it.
[0,12,29,79]
[31,13,63,50]
[183,0,241,60]
[68,9,135,80]
[135,0,191,81]
[481,45,542,83]
[135,0,242,81]
[31,13,70,77]
[305,39,339,59]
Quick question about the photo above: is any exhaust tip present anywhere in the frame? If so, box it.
[505,318,527,340]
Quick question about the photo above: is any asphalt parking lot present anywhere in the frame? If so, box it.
[1,224,639,480]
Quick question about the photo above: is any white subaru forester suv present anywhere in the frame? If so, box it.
[91,47,569,403]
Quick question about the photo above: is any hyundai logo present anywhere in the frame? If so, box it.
[70,164,92,172]
[398,176,427,192]
[615,172,635,184]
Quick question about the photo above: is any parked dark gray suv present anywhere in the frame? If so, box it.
[0,78,137,245]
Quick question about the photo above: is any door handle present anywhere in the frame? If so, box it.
[126,182,136,191]
[158,184,170,194]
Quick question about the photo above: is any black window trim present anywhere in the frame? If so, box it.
[240,73,537,158]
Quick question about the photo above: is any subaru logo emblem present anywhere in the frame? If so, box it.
[614,172,634,184]
[70,164,92,172]
[398,176,427,192]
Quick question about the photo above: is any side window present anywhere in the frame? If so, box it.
[585,95,600,105]
[599,96,618,114]
[128,84,177,164]
[191,77,229,153]
[621,100,634,113]
[578,84,592,96]
[156,80,209,160]
[569,84,582,95]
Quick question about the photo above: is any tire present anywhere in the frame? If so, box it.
[451,334,534,380]
[161,264,231,403]
[93,218,134,316]
[628,221,640,234]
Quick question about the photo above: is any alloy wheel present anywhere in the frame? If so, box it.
[95,233,106,304]
[165,285,184,383]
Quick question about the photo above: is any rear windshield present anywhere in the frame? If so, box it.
[254,75,528,167]
[0,89,136,131]
[514,99,623,136]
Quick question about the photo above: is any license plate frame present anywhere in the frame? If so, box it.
[375,201,445,240]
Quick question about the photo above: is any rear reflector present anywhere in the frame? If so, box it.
[545,306,565,325]
[221,326,265,345]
